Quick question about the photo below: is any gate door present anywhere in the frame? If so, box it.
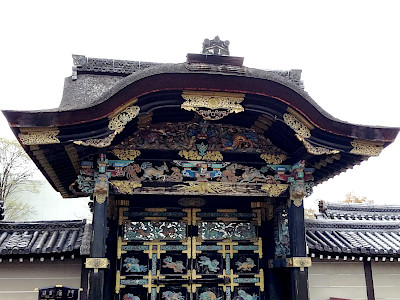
[116,207,264,300]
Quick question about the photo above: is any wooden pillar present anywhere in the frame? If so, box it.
[88,154,110,300]
[364,260,375,300]
[288,197,309,300]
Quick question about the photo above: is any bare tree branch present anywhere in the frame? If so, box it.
[0,137,37,220]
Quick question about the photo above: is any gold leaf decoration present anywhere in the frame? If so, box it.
[19,129,60,145]
[283,113,311,138]
[74,105,140,148]
[260,153,287,165]
[109,105,140,133]
[85,258,109,270]
[178,150,201,160]
[74,132,117,148]
[112,149,141,160]
[181,91,245,120]
[176,182,236,194]
[178,150,223,161]
[110,180,142,194]
[350,140,383,156]
[296,135,340,155]
[261,184,289,197]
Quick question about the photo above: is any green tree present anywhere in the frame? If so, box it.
[0,137,37,220]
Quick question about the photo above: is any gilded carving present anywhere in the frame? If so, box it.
[283,113,311,138]
[176,181,236,194]
[178,150,223,161]
[108,105,140,133]
[85,258,109,273]
[296,135,340,155]
[94,173,109,204]
[260,153,287,164]
[74,105,140,148]
[112,149,141,160]
[261,184,289,197]
[74,132,117,148]
[350,140,383,156]
[111,180,142,194]
[19,129,60,145]
[181,91,245,120]
[289,181,314,207]
[286,257,312,270]
[117,121,285,156]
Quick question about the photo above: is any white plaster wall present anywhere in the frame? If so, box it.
[309,261,367,300]
[372,261,400,300]
[0,258,82,300]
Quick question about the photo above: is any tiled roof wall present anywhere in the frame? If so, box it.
[308,202,400,258]
[0,220,90,256]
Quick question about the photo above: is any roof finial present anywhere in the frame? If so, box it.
[202,36,230,56]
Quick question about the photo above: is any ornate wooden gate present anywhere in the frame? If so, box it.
[116,205,264,300]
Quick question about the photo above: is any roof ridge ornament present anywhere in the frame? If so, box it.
[202,36,230,56]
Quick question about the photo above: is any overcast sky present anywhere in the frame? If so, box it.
[1,1,399,208]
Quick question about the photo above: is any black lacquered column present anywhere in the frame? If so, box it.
[88,154,110,300]
[288,198,309,300]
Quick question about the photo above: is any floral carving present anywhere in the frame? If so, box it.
[74,105,139,148]
[117,121,286,157]
[181,91,244,120]
[19,129,60,145]
[283,113,311,138]
[261,184,289,197]
[350,140,383,156]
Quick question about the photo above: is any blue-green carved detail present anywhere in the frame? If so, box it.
[233,278,259,283]
[197,245,222,251]
[162,291,185,300]
[198,256,220,272]
[120,279,148,285]
[161,245,187,251]
[199,222,256,240]
[236,290,258,300]
[123,257,147,272]
[196,142,208,156]
[199,291,222,300]
[226,287,232,300]
[162,256,186,273]
[233,245,258,251]
[125,211,186,218]
[226,254,231,274]
[124,222,186,240]
[151,288,157,300]
[152,254,157,275]
[197,212,255,218]
[236,258,256,272]
[122,245,149,251]
[122,293,140,300]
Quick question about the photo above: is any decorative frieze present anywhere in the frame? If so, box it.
[19,129,60,145]
[74,105,140,148]
[283,113,311,139]
[261,184,289,197]
[181,91,245,120]
[350,140,383,156]
[110,181,143,194]
[85,258,109,273]
[112,149,141,161]
[108,105,140,133]
[296,135,340,155]
[260,153,287,165]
